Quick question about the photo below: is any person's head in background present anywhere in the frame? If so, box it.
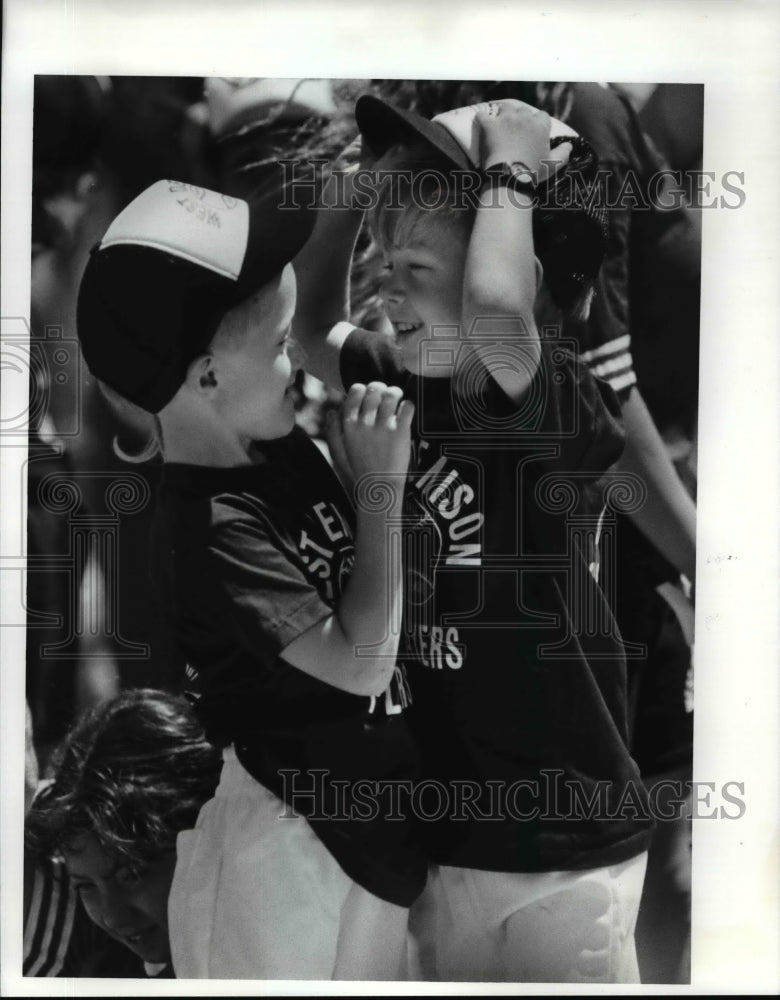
[25,688,222,967]
[203,77,336,201]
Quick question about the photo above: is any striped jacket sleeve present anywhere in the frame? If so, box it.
[578,333,636,398]
[23,858,77,977]
[23,856,158,977]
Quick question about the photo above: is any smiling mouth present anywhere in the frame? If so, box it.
[393,321,424,336]
[125,928,154,948]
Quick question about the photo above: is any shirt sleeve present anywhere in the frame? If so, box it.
[527,342,626,476]
[564,174,637,402]
[205,507,334,666]
[563,86,639,402]
[23,859,77,977]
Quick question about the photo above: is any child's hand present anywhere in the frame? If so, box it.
[324,406,355,494]
[339,382,414,491]
[475,100,551,178]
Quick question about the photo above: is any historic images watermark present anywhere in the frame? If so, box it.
[277,769,745,823]
[278,160,746,213]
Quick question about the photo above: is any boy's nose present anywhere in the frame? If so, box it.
[379,272,405,306]
[100,892,136,936]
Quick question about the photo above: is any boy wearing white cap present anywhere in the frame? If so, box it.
[294,98,653,983]
[76,178,425,979]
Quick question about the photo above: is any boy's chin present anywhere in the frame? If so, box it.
[281,409,299,438]
[271,414,297,439]
[252,411,296,446]
[395,330,426,371]
[275,396,298,435]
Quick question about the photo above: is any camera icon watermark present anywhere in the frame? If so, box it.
[1,317,83,441]
[415,323,582,443]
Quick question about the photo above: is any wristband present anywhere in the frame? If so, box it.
[481,161,537,199]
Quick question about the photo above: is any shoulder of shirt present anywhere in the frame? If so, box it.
[207,438,327,536]
[204,487,285,542]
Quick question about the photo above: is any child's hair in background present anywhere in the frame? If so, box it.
[25,688,222,870]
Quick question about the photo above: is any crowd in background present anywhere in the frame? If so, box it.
[25,76,701,983]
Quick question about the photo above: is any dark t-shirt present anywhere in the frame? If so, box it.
[151,427,425,907]
[341,328,654,872]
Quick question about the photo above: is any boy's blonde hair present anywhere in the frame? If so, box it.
[369,142,475,256]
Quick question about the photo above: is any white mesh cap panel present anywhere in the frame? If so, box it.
[99,180,250,281]
[433,103,577,170]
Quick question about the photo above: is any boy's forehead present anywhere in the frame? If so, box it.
[63,833,120,879]
[392,213,467,252]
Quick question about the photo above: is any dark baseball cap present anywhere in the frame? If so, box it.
[356,94,474,170]
[77,177,315,413]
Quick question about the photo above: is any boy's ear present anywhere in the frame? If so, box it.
[185,354,218,395]
[534,257,544,293]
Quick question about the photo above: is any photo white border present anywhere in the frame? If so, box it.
[2,0,779,994]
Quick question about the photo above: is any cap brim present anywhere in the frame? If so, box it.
[355,94,473,171]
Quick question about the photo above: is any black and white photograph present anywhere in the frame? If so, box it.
[2,2,778,995]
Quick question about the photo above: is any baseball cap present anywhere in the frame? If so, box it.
[355,95,608,313]
[356,94,580,171]
[77,177,315,413]
[356,95,475,171]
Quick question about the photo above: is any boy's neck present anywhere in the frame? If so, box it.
[159,409,264,468]
[163,439,266,468]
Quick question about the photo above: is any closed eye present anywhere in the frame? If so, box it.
[115,865,145,887]
[381,261,428,273]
